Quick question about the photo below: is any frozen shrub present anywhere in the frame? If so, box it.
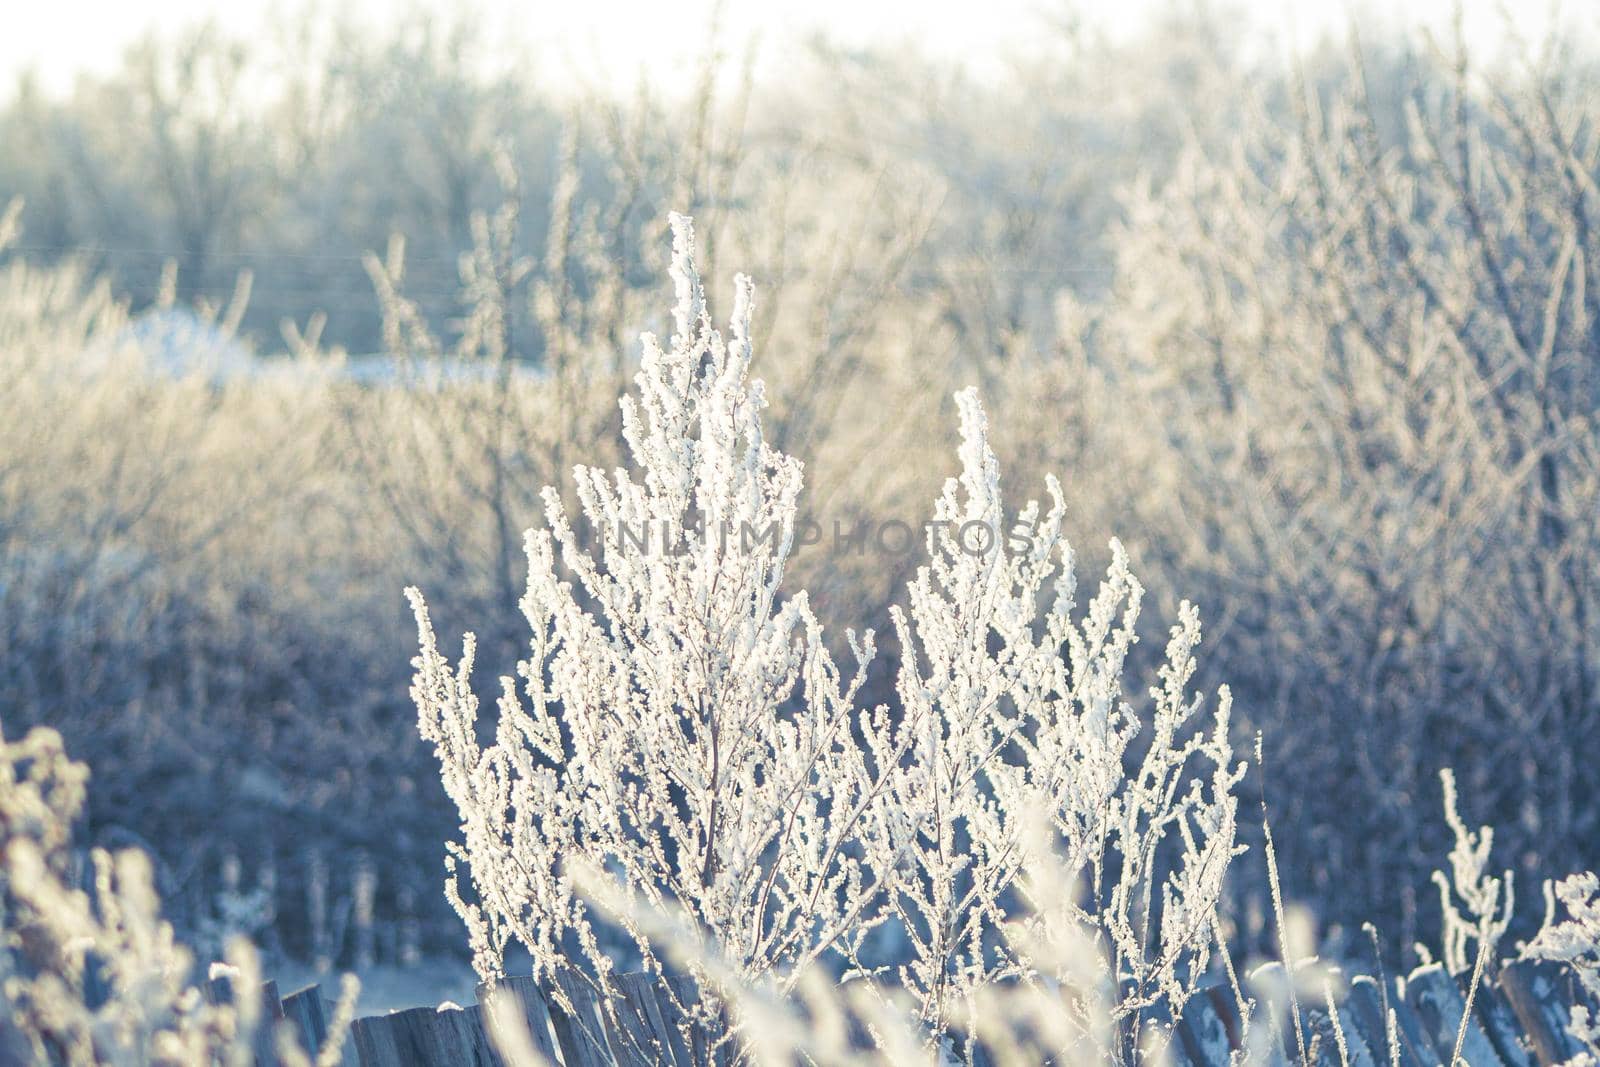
[0,718,257,1065]
[874,389,1242,1039]
[1092,38,1600,945]
[0,716,359,1066]
[1528,872,1600,1063]
[410,213,1243,1061]
[409,214,895,991]
[1431,768,1513,977]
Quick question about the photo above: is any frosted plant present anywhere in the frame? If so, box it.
[1527,872,1600,1064]
[1431,768,1513,977]
[0,718,360,1067]
[412,211,1247,1063]
[409,213,898,1005]
[1093,35,1600,941]
[873,390,1243,1054]
[0,718,256,1066]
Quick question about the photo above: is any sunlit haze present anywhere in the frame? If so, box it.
[3,0,1577,97]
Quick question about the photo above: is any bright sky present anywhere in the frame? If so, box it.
[0,0,1580,98]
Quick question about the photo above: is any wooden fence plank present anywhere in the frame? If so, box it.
[615,972,693,1067]
[281,984,329,1060]
[1402,964,1503,1067]
[647,974,702,1064]
[430,1003,501,1066]
[1176,983,1235,1065]
[352,1004,503,1067]
[352,1012,408,1067]
[1498,961,1588,1066]
[1472,980,1536,1067]
[255,980,288,1066]
[1345,974,1444,1067]
[547,972,621,1067]
[207,974,286,1066]
[600,978,658,1067]
[326,959,1600,1067]
[479,977,563,1064]
[1342,975,1395,1065]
